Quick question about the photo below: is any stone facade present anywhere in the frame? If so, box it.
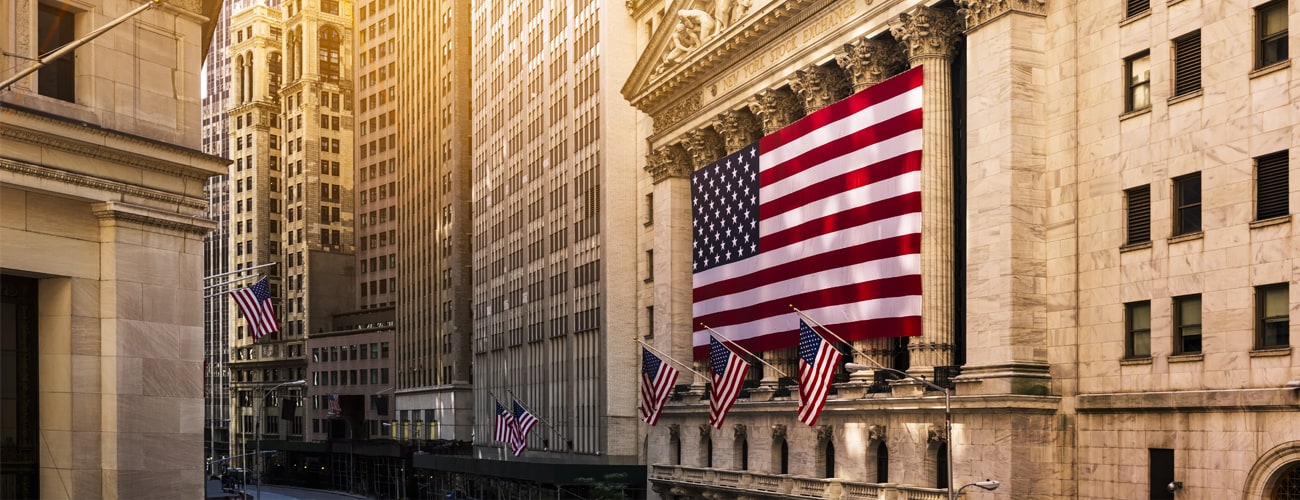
[0,1,226,498]
[621,0,1300,499]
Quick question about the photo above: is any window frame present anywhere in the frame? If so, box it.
[1172,172,1202,236]
[1125,51,1152,112]
[1126,301,1152,359]
[1256,283,1289,349]
[1173,294,1203,355]
[1256,0,1289,69]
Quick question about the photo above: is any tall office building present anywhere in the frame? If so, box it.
[201,0,236,469]
[225,0,357,464]
[423,0,644,494]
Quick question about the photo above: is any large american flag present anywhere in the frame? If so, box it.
[511,400,539,456]
[797,319,843,426]
[493,400,518,445]
[639,348,679,426]
[691,67,924,359]
[708,336,750,428]
[231,277,279,340]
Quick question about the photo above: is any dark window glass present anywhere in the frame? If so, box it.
[1257,0,1289,68]
[1173,295,1202,355]
[1257,284,1289,349]
[1172,31,1201,97]
[1126,52,1151,112]
[1150,448,1175,500]
[1127,301,1152,358]
[1256,151,1289,220]
[1126,185,1151,245]
[37,4,76,102]
[1173,173,1201,236]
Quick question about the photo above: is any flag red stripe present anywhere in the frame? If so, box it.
[761,192,922,251]
[762,67,925,151]
[759,110,923,189]
[760,152,922,220]
[693,316,921,360]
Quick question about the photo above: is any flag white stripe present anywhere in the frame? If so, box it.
[759,87,924,167]
[692,297,922,347]
[694,254,920,316]
[762,170,921,235]
[760,130,924,203]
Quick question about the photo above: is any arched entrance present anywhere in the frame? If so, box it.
[1243,441,1300,499]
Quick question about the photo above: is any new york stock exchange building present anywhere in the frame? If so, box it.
[621,0,1300,499]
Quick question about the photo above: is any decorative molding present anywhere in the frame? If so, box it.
[668,423,682,441]
[645,145,694,184]
[790,64,852,113]
[732,423,747,441]
[91,201,216,235]
[956,0,1048,31]
[816,425,833,443]
[927,423,948,444]
[890,6,963,62]
[0,115,222,181]
[835,37,908,92]
[682,127,725,167]
[0,158,208,211]
[652,92,702,135]
[711,108,762,153]
[698,423,712,438]
[868,424,887,442]
[747,88,803,135]
[771,423,787,441]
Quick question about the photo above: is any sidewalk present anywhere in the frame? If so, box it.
[205,478,369,500]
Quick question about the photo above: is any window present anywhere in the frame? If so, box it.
[318,27,342,83]
[1127,0,1150,18]
[1173,173,1201,236]
[1257,284,1289,349]
[1173,294,1202,355]
[1256,151,1289,220]
[37,4,76,102]
[1126,52,1152,112]
[1172,31,1201,97]
[1126,301,1152,358]
[1257,0,1289,68]
[1125,185,1151,245]
[1149,448,1175,500]
[645,249,654,282]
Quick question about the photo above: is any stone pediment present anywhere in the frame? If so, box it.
[621,0,822,116]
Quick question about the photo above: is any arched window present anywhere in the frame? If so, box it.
[704,435,713,468]
[670,433,680,465]
[318,27,342,83]
[1271,461,1300,499]
[268,52,282,95]
[736,436,748,471]
[773,438,788,474]
[824,441,836,478]
[233,54,245,103]
[875,441,889,483]
[936,442,949,489]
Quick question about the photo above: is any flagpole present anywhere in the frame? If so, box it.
[505,389,572,448]
[202,274,267,299]
[698,323,788,377]
[789,305,883,368]
[203,261,278,282]
[634,339,707,379]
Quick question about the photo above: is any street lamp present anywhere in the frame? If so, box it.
[844,363,956,500]
[256,379,305,500]
[957,479,1001,496]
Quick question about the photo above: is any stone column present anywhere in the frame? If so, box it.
[645,144,696,388]
[890,6,962,380]
[711,108,762,154]
[833,37,910,380]
[789,63,852,114]
[951,0,1052,395]
[678,130,725,396]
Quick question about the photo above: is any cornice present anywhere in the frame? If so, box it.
[0,158,208,212]
[91,200,217,235]
[955,0,1048,31]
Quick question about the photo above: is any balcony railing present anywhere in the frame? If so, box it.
[650,464,949,500]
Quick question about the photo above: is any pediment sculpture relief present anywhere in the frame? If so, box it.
[657,0,754,74]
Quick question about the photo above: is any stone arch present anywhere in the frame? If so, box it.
[1243,441,1300,500]
[233,53,245,103]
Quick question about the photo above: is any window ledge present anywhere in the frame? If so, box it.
[1168,89,1203,105]
[1120,10,1151,27]
[1168,353,1204,363]
[1119,107,1152,121]
[1168,231,1203,244]
[1121,241,1153,253]
[1249,60,1290,79]
[1249,346,1291,358]
[1250,215,1290,229]
[1120,357,1153,366]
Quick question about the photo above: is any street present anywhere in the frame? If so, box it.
[205,479,364,500]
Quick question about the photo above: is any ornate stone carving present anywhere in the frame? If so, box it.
[698,423,713,438]
[890,6,963,62]
[682,127,725,166]
[956,0,1048,30]
[835,37,909,92]
[646,145,694,184]
[712,108,762,153]
[733,424,747,441]
[747,88,803,135]
[771,423,787,441]
[927,423,948,444]
[668,423,681,441]
[652,93,702,134]
[790,64,853,113]
[868,424,887,442]
[816,425,833,443]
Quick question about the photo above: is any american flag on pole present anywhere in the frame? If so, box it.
[797,319,843,426]
[493,400,518,445]
[691,67,924,359]
[231,277,278,341]
[708,336,750,428]
[639,348,679,426]
[510,400,539,456]
[326,393,341,415]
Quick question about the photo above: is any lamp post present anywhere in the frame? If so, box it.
[844,363,956,500]
[256,379,305,500]
[957,479,1001,496]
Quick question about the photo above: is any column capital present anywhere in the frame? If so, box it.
[682,128,725,166]
[645,145,693,184]
[711,108,762,153]
[890,6,963,62]
[835,37,908,93]
[747,88,804,135]
[956,0,1048,31]
[789,64,852,113]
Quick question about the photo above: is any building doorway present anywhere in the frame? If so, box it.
[1,275,39,498]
